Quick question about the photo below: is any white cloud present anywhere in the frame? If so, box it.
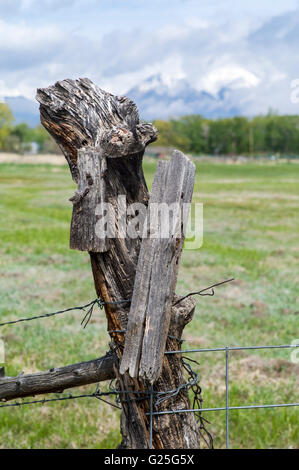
[0,20,65,51]
[156,16,208,41]
[0,2,298,118]
[100,55,185,96]
[199,65,261,95]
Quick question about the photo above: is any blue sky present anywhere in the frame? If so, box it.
[1,0,299,116]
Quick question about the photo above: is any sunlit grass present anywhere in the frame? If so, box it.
[0,159,298,449]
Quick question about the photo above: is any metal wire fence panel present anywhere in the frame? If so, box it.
[1,341,298,448]
[149,343,299,449]
[1,287,298,449]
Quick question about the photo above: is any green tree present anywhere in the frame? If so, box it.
[0,103,13,150]
[152,119,190,151]
[208,118,232,154]
[172,115,208,154]
[231,117,250,154]
[11,122,33,143]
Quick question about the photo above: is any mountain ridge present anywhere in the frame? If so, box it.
[3,75,249,127]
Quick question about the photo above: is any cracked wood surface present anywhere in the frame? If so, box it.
[36,78,201,449]
[120,151,196,383]
[0,353,117,402]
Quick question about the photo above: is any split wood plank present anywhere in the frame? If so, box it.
[120,150,196,383]
[69,147,110,252]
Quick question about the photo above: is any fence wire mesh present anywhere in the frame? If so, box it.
[0,280,298,449]
[151,342,299,449]
[1,342,298,449]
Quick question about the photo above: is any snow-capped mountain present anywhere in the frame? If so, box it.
[3,74,249,127]
[127,74,243,120]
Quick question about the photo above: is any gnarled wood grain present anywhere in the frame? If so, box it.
[36,79,202,449]
[70,147,110,252]
[36,78,157,181]
[120,151,196,383]
[0,353,117,402]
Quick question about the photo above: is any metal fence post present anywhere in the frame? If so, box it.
[225,347,229,449]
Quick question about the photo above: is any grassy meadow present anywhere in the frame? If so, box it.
[0,157,298,449]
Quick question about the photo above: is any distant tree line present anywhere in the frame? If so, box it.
[0,103,60,154]
[1,102,299,156]
[153,114,299,156]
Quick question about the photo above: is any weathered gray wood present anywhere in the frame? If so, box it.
[37,79,202,449]
[0,353,117,402]
[36,78,157,181]
[118,295,200,449]
[70,147,110,252]
[103,123,158,158]
[120,150,196,383]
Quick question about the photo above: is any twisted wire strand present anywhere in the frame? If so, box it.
[0,299,130,329]
[0,279,233,329]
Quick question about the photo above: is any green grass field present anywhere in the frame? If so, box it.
[0,158,298,449]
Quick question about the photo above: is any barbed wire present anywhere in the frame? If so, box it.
[0,356,212,447]
[0,278,234,329]
[182,356,214,449]
[173,278,235,306]
[0,299,130,329]
[107,357,213,448]
[0,278,234,448]
[0,389,121,410]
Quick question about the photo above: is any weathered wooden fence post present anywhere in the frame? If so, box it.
[120,151,196,383]
[36,78,202,449]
